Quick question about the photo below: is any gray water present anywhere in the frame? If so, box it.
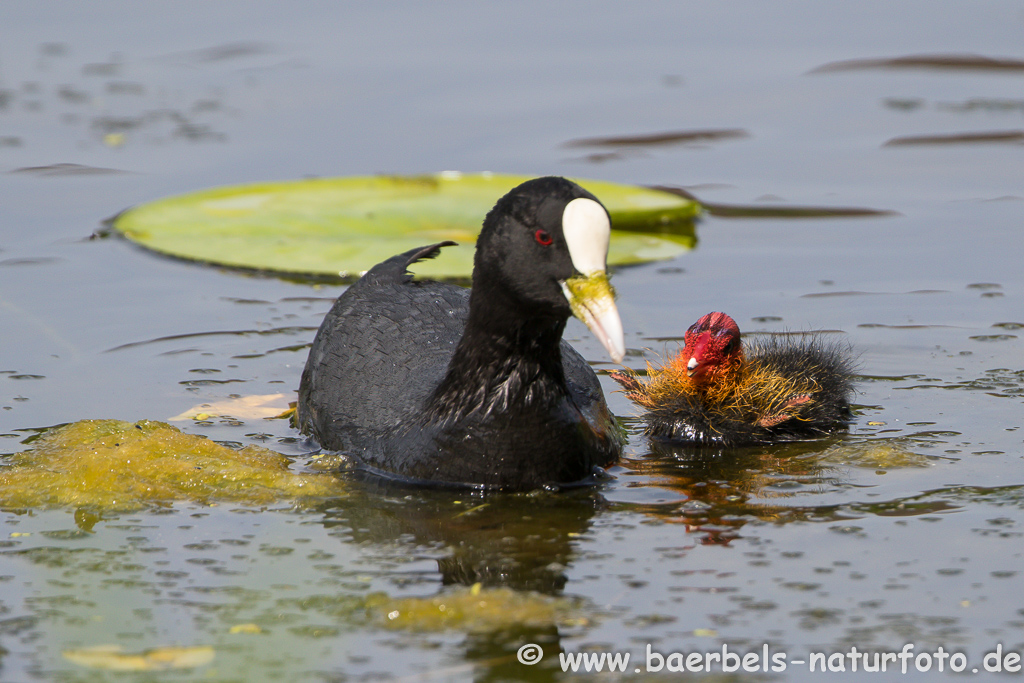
[1,2,1022,681]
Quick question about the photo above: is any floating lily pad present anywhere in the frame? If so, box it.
[112,173,700,279]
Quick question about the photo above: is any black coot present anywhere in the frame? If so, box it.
[297,177,626,490]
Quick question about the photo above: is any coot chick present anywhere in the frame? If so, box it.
[297,177,626,490]
[610,312,855,446]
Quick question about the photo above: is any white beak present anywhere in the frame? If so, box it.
[560,197,625,363]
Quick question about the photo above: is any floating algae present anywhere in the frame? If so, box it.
[365,584,585,633]
[816,439,933,470]
[0,419,344,512]
[63,644,215,672]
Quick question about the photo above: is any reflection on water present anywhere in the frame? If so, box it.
[326,484,600,594]
[0,484,606,681]
[0,414,1019,680]
[0,404,996,680]
[614,432,944,545]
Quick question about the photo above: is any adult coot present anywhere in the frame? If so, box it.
[611,312,855,446]
[297,177,626,489]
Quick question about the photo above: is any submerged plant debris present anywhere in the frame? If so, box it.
[169,393,293,421]
[564,128,749,148]
[650,185,897,219]
[808,53,1024,74]
[365,584,583,633]
[884,130,1024,147]
[63,645,215,672]
[815,439,933,469]
[0,419,344,512]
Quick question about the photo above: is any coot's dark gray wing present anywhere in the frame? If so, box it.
[560,337,614,432]
[298,241,618,461]
[297,243,466,451]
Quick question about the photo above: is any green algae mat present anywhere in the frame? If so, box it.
[0,419,345,512]
[112,173,701,279]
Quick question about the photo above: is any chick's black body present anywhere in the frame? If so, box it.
[297,178,623,490]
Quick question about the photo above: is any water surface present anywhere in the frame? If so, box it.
[1,2,1022,681]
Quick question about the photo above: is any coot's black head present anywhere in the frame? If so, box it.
[472,176,624,362]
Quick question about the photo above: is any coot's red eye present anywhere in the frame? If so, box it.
[534,229,553,246]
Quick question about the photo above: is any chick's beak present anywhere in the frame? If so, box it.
[685,332,712,380]
[561,271,625,364]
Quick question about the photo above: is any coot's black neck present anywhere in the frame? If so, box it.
[426,276,569,423]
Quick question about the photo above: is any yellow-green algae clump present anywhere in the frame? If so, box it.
[365,584,586,633]
[818,439,932,469]
[0,419,344,512]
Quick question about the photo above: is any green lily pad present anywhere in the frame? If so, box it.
[112,173,700,279]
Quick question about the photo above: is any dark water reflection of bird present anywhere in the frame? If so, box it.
[619,437,847,545]
[316,480,603,681]
[320,479,603,593]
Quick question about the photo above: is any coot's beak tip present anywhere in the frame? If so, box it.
[561,272,625,365]
[605,313,626,364]
[560,196,623,363]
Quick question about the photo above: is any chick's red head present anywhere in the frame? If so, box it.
[681,312,743,386]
